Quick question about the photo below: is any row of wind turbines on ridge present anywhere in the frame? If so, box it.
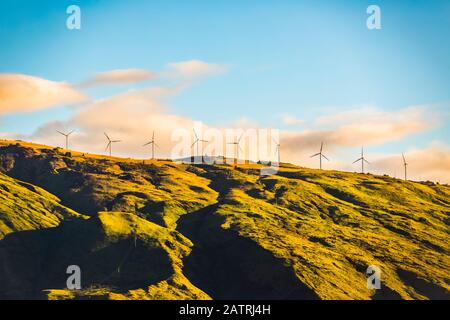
[310,142,408,180]
[57,129,409,180]
[57,130,158,159]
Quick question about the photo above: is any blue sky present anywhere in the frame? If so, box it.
[0,0,449,176]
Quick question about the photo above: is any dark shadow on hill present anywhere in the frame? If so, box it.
[397,269,449,300]
[177,204,319,300]
[372,285,403,300]
[323,187,367,207]
[188,165,245,196]
[0,218,172,299]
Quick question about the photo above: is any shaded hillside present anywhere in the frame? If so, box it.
[0,211,208,299]
[0,140,449,300]
[0,171,82,239]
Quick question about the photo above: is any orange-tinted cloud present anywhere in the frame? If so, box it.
[29,86,196,158]
[281,106,432,154]
[167,60,226,78]
[276,106,438,175]
[370,142,450,183]
[0,74,86,114]
[3,70,443,182]
[80,69,154,87]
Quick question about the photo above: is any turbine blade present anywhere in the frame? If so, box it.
[353,158,362,164]
[272,137,279,145]
[310,153,320,158]
[193,129,198,140]
[320,142,323,152]
[112,140,121,143]
[105,142,111,151]
[322,154,330,161]
[68,130,75,136]
[143,141,152,146]
[104,132,110,141]
[191,141,197,148]
[56,130,65,136]
[364,159,370,164]
[237,132,244,143]
[154,143,160,149]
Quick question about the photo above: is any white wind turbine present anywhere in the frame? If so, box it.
[143,131,159,160]
[227,133,244,165]
[104,132,121,157]
[191,129,209,162]
[353,147,370,174]
[56,129,75,150]
[310,142,329,170]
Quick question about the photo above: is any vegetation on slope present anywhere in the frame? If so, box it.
[0,140,218,229]
[0,140,448,300]
[0,171,82,239]
[204,166,450,299]
[0,211,209,299]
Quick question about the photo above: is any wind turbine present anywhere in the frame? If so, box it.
[227,133,244,164]
[273,138,281,164]
[143,131,159,159]
[56,129,75,150]
[353,147,370,174]
[104,132,121,157]
[310,141,329,169]
[402,153,408,181]
[191,129,209,162]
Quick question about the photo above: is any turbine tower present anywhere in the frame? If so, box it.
[227,133,244,165]
[104,132,121,157]
[310,141,329,169]
[191,129,209,162]
[143,131,158,159]
[273,138,281,164]
[353,147,370,174]
[402,153,408,181]
[56,130,75,150]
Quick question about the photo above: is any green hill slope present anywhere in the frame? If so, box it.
[0,140,448,300]
[0,171,82,239]
[0,211,208,299]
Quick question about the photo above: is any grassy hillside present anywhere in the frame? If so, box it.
[0,171,82,239]
[0,211,208,299]
[0,140,218,228]
[0,140,448,300]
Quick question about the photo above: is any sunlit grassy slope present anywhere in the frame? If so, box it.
[0,140,448,300]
